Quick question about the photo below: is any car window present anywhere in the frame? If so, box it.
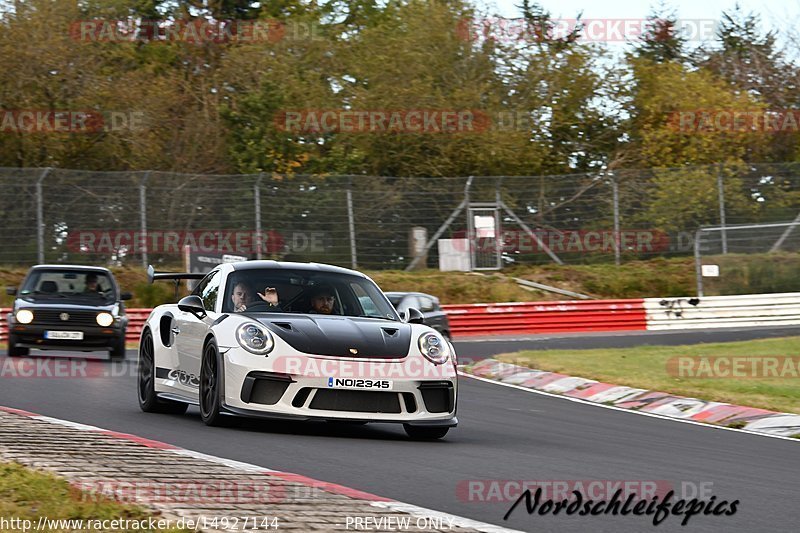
[194,270,220,311]
[395,295,419,312]
[20,270,114,301]
[222,269,398,320]
[418,296,435,312]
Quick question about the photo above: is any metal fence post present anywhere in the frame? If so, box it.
[139,171,150,268]
[717,163,728,254]
[612,176,620,266]
[347,177,357,269]
[254,174,263,259]
[36,167,51,264]
[694,228,704,297]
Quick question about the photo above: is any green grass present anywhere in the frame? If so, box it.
[0,462,188,532]
[494,336,800,415]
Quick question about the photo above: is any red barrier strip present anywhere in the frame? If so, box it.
[442,299,647,336]
[1,299,647,343]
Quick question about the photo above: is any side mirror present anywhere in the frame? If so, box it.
[120,292,133,301]
[178,295,206,318]
[406,307,425,324]
[6,286,17,296]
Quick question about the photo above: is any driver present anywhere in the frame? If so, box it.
[84,273,101,293]
[231,282,282,312]
[231,282,251,312]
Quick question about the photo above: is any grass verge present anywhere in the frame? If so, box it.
[493,336,800,415]
[0,462,188,532]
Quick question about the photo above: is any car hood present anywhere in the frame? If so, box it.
[255,315,411,358]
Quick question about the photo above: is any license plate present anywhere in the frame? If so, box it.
[327,378,393,390]
[45,331,84,340]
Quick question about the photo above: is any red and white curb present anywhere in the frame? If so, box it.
[0,405,520,533]
[462,360,800,440]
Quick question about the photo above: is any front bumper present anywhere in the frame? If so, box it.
[9,323,124,349]
[221,349,458,425]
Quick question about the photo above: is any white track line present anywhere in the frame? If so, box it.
[6,407,523,533]
[460,371,800,443]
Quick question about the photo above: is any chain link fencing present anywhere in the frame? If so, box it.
[1,163,799,273]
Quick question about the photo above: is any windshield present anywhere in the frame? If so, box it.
[386,294,403,307]
[21,270,115,301]
[224,268,399,320]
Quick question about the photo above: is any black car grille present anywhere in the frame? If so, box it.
[308,389,401,413]
[31,310,100,326]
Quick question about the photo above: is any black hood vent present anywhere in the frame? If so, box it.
[258,316,411,358]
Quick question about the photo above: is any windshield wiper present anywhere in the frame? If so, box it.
[32,291,65,297]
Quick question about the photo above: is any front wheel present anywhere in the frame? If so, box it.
[138,330,187,415]
[6,335,29,357]
[404,425,449,440]
[199,340,226,426]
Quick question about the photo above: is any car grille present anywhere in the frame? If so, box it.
[32,310,99,326]
[308,389,401,414]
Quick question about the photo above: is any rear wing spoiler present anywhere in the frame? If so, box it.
[147,265,206,298]
[146,265,206,284]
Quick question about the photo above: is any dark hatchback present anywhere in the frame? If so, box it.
[6,265,131,359]
[385,291,452,340]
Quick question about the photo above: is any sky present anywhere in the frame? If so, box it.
[480,0,799,50]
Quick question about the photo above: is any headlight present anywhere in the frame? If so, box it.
[96,312,114,327]
[418,332,450,364]
[236,322,274,355]
[15,309,33,324]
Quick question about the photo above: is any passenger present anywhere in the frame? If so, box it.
[309,285,336,315]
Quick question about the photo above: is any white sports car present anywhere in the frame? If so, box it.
[137,261,458,439]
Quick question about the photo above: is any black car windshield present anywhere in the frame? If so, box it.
[21,270,115,301]
[225,268,399,320]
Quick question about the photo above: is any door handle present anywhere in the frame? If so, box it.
[171,327,180,335]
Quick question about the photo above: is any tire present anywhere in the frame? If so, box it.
[137,330,187,415]
[404,424,449,440]
[6,335,29,357]
[109,332,126,360]
[199,339,227,426]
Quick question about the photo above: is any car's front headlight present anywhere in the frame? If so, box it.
[236,322,274,355]
[418,332,450,364]
[15,309,33,324]
[96,312,114,327]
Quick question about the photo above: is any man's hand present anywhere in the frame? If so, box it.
[257,287,279,305]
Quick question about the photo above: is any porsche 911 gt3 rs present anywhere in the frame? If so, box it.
[137,261,457,439]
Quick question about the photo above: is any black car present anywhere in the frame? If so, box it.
[6,265,131,359]
[385,291,452,340]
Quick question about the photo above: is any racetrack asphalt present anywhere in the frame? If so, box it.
[1,327,799,532]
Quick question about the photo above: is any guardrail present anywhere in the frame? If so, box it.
[3,293,799,344]
[441,300,647,336]
[644,293,800,330]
